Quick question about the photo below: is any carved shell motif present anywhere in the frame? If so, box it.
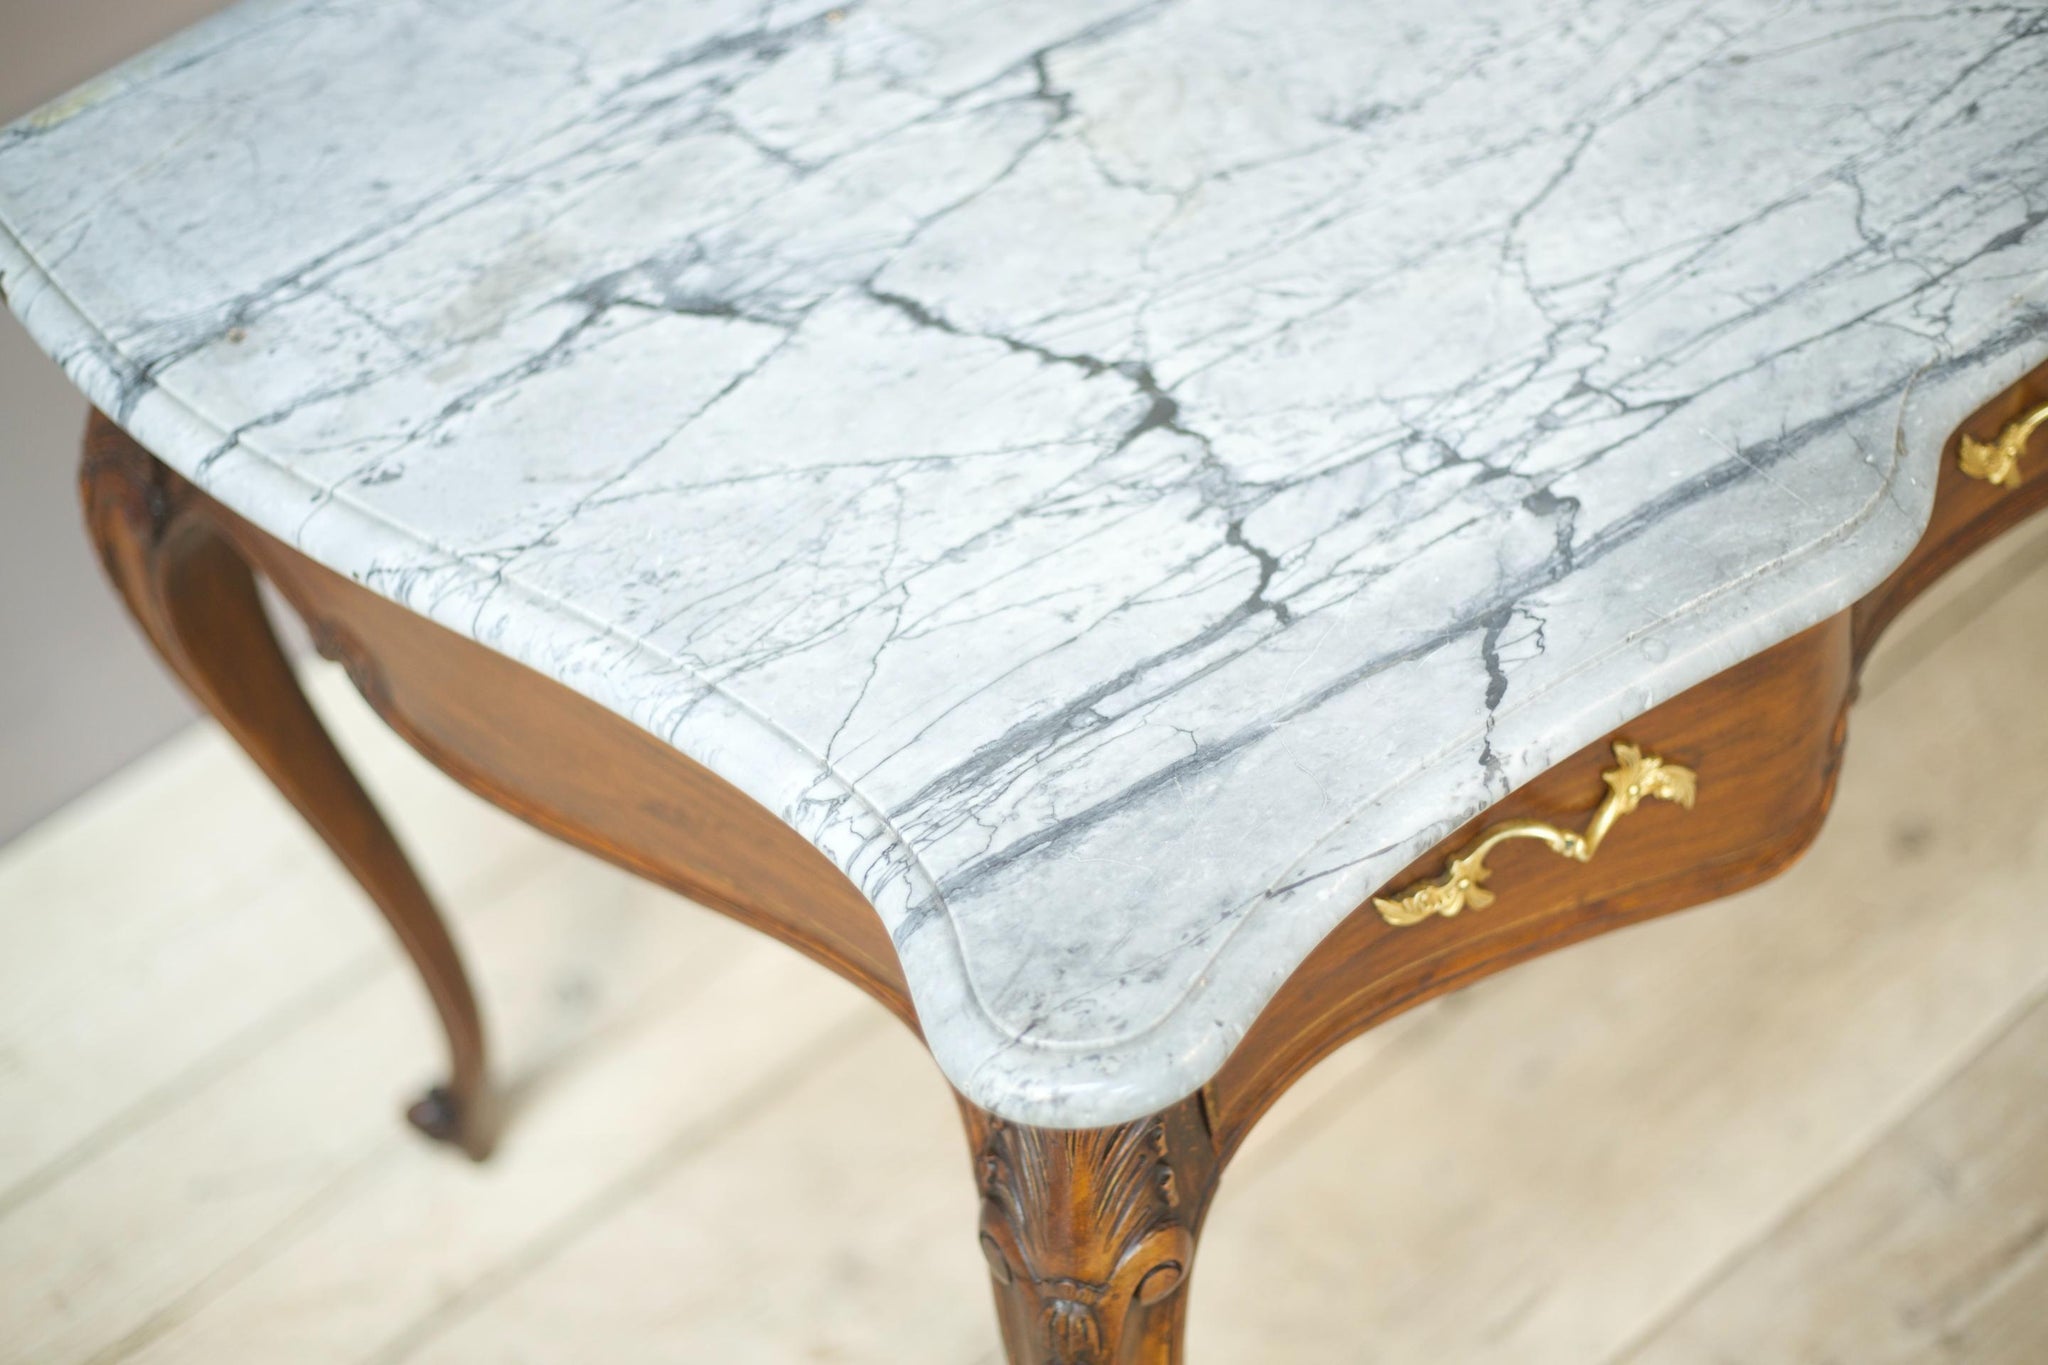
[977,1117,1195,1364]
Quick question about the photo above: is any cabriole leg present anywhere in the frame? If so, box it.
[79,413,496,1158]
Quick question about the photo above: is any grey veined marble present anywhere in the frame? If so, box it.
[3,0,2045,1125]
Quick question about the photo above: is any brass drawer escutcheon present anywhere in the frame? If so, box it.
[1959,398,2048,488]
[1374,742,1698,927]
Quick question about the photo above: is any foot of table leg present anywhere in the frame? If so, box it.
[406,1082,477,1150]
[963,1095,1221,1365]
[80,413,496,1160]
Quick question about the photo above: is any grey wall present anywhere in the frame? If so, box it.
[1,0,236,843]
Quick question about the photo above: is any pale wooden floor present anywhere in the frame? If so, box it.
[6,526,2048,1364]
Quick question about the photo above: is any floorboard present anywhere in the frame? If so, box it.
[1620,987,2048,1364]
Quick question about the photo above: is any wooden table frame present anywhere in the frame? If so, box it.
[78,360,2048,1364]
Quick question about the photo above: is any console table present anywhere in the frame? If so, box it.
[5,3,2045,1360]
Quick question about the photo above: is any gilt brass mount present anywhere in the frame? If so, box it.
[1958,398,2048,488]
[1373,742,1697,927]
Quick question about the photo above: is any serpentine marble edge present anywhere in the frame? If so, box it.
[2,0,2044,1126]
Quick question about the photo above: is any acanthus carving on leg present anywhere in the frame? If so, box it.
[968,1095,1220,1365]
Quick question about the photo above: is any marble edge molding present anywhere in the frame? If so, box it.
[0,213,1096,1125]
[7,192,2045,1127]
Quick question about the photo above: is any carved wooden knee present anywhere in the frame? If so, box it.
[968,1097,1220,1365]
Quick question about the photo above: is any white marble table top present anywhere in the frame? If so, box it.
[3,0,2044,1127]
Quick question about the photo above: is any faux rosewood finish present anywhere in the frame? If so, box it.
[78,355,2048,1365]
